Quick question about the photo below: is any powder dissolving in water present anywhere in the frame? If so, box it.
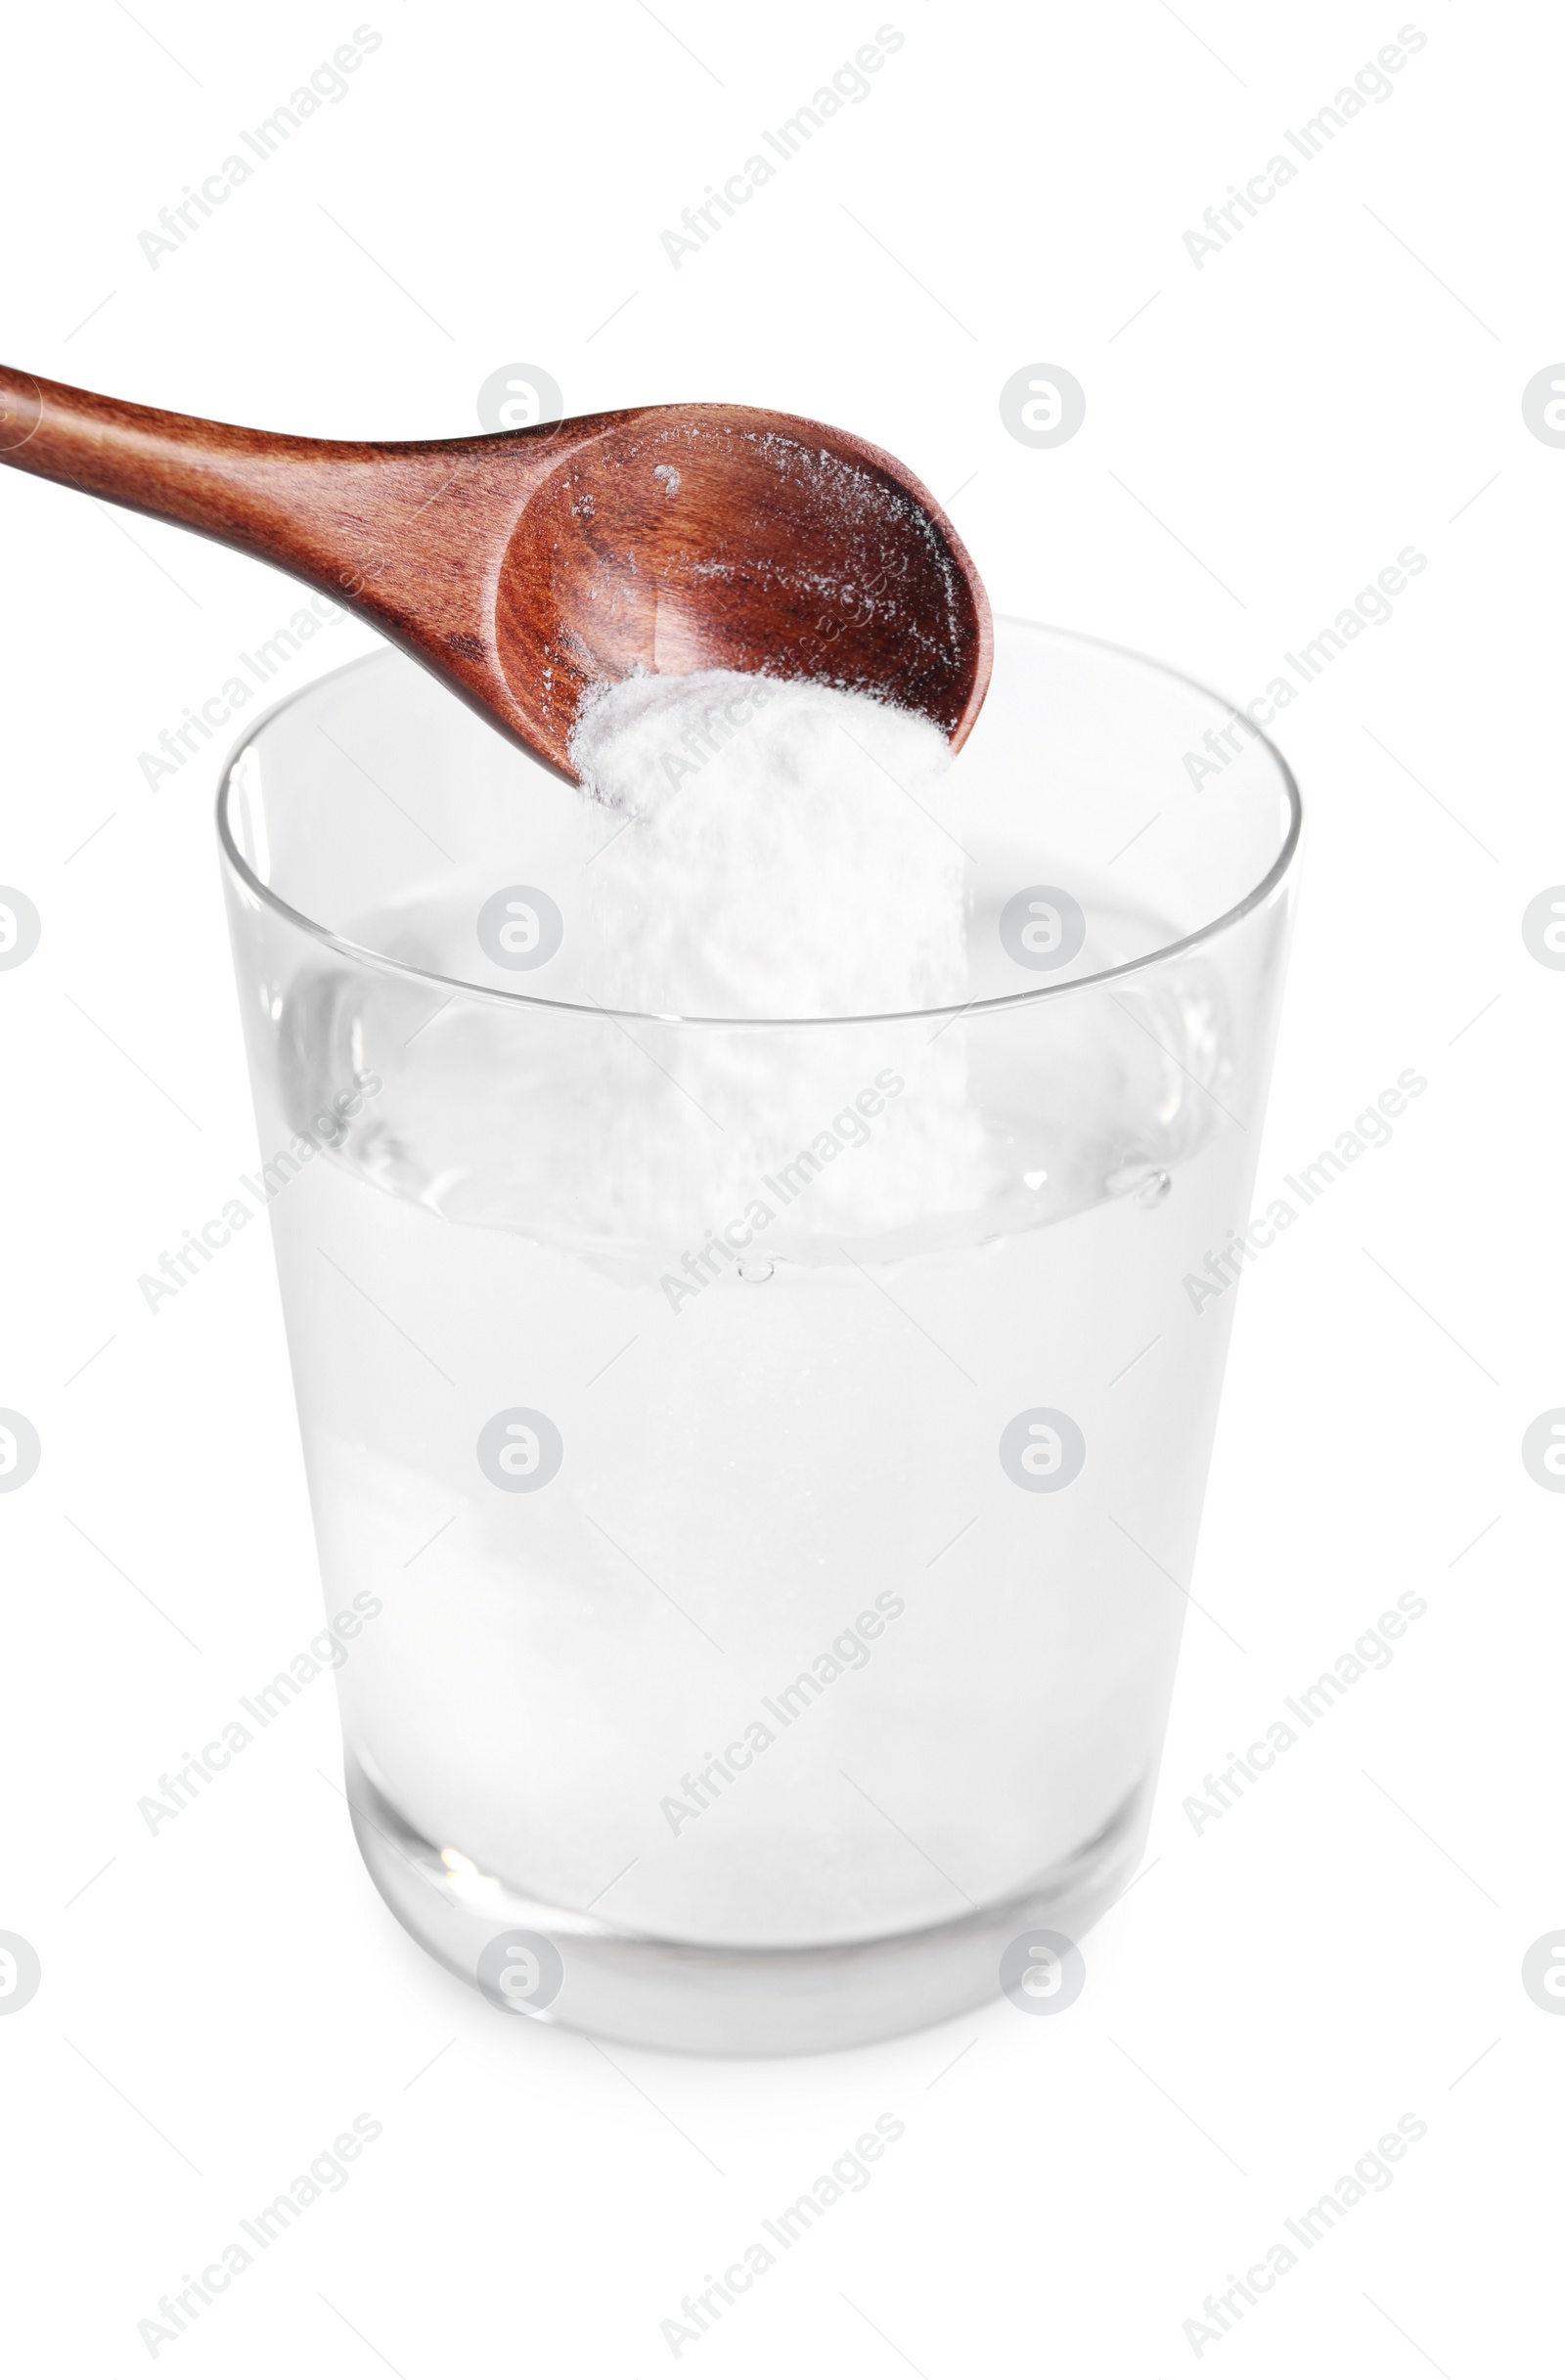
[553,668,992,1263]
[289,663,1220,1269]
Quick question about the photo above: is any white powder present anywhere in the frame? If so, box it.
[568,669,967,1021]
[376,666,993,1259]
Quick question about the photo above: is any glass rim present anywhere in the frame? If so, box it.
[214,619,1303,1032]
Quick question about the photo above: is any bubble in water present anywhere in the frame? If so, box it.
[738,1256,775,1283]
[1105,1160,1173,1206]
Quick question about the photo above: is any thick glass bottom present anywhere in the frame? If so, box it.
[343,1750,1150,2055]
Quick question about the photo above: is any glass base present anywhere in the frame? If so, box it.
[343,1752,1151,2055]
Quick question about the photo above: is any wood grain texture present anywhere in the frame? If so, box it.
[0,365,992,781]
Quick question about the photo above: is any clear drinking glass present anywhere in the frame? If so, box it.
[217,620,1299,2053]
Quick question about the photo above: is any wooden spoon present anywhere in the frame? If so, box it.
[0,366,991,782]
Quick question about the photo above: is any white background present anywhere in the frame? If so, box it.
[1,1,1558,2372]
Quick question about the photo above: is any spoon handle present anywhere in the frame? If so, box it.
[0,362,579,752]
[0,362,474,595]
